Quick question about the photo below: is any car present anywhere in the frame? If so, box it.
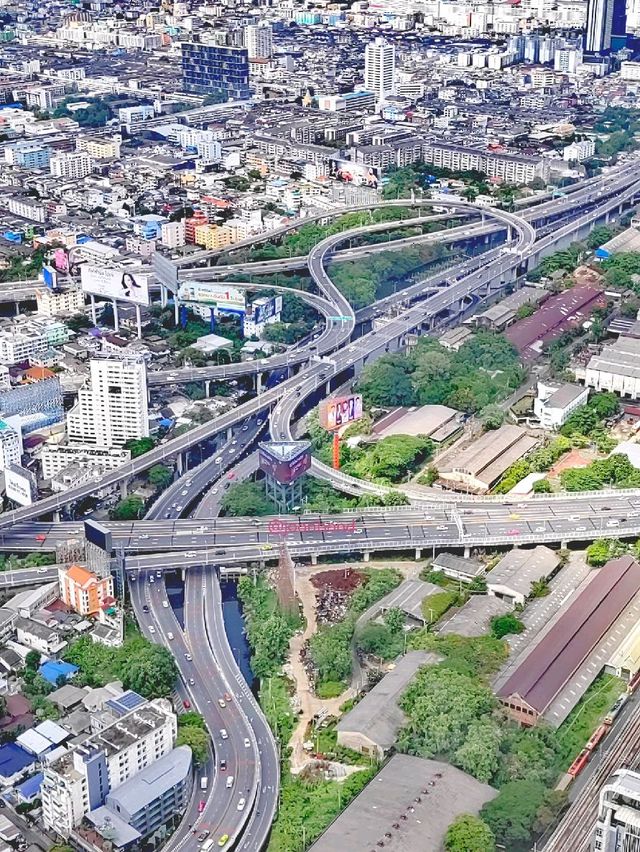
[607,519,620,527]
[189,677,195,685]
[228,472,235,479]
[516,503,527,509]
[148,626,156,634]
[509,513,520,520]
[576,525,588,531]
[156,571,162,578]
[224,692,232,702]
[140,534,149,540]
[220,729,228,740]
[218,698,226,708]
[218,836,229,848]
[183,699,191,710]
[219,759,227,771]
[229,448,235,454]
[242,425,248,432]
[568,515,580,522]
[231,439,238,446]
[185,551,197,557]
[215,456,223,464]
[142,604,149,614]
[226,776,234,789]
[129,573,137,582]
[37,566,48,574]
[149,575,155,584]
[436,525,448,531]
[181,489,188,496]
[198,800,206,813]
[257,418,263,425]
[198,831,210,843]
[237,798,246,811]
[507,529,521,536]
[167,632,174,640]
[35,534,46,542]
[185,653,193,661]
[243,738,250,748]
[534,526,546,533]
[162,600,169,608]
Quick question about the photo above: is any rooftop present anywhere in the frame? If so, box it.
[487,546,560,598]
[373,405,460,441]
[309,754,497,852]
[337,651,436,750]
[376,580,443,623]
[439,595,512,638]
[105,745,192,816]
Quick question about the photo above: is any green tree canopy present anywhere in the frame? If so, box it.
[480,780,549,845]
[445,814,496,852]
[221,481,277,517]
[148,465,173,490]
[120,645,178,698]
[110,495,145,521]
[176,724,210,764]
[124,437,156,457]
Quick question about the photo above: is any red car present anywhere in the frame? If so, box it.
[35,534,46,542]
[227,472,235,480]
[224,692,232,703]
[183,699,191,710]
[507,529,521,536]
[198,800,206,813]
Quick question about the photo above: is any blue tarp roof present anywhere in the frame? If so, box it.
[16,772,43,799]
[0,744,35,780]
[39,660,78,685]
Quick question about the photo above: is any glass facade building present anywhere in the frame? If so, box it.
[181,42,250,101]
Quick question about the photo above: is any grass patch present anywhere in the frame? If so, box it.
[316,680,345,699]
[259,674,297,750]
[554,672,626,769]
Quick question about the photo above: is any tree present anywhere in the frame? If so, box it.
[356,622,404,661]
[384,607,405,634]
[125,437,156,457]
[480,404,505,431]
[358,356,415,407]
[25,650,40,671]
[481,780,547,845]
[120,645,178,698]
[587,225,614,249]
[178,712,206,729]
[176,724,210,764]
[532,478,551,493]
[445,815,496,852]
[351,435,433,483]
[110,495,145,521]
[148,465,173,490]
[221,482,276,517]
[454,718,502,782]
[490,613,524,639]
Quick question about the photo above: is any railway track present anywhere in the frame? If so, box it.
[543,701,640,851]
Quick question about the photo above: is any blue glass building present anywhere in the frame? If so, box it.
[181,42,250,101]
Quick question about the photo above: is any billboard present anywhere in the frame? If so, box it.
[84,520,113,553]
[5,464,36,507]
[319,394,363,430]
[42,265,58,289]
[81,265,150,306]
[152,252,179,289]
[330,159,380,189]
[259,441,311,484]
[177,281,246,314]
[252,295,283,325]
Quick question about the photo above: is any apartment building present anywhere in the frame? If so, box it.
[0,421,21,470]
[58,564,114,616]
[161,219,186,249]
[245,23,273,59]
[35,286,85,317]
[422,140,550,184]
[5,142,51,169]
[41,699,177,836]
[76,136,122,160]
[6,196,46,222]
[67,357,149,447]
[49,151,93,180]
[593,768,640,850]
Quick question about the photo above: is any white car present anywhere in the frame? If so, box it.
[226,776,234,789]
[37,567,48,574]
[237,798,246,811]
[215,457,223,464]
[148,626,156,634]
[220,729,228,740]
[243,738,250,749]
[167,632,174,641]
[162,601,169,608]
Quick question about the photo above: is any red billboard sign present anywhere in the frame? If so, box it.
[258,442,311,484]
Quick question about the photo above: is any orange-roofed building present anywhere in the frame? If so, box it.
[58,564,114,616]
[24,366,55,383]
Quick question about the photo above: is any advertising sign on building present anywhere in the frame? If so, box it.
[258,441,312,484]
[178,282,246,314]
[319,394,363,430]
[42,265,58,290]
[5,464,36,506]
[330,159,380,188]
[252,295,283,325]
[80,265,150,306]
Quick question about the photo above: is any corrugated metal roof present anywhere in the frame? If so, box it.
[498,556,640,714]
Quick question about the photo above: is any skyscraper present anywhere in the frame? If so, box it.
[181,41,250,101]
[593,768,640,850]
[364,37,395,102]
[584,0,627,53]
[245,23,273,59]
[67,356,149,448]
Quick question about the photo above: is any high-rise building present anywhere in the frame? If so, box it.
[67,357,149,447]
[58,564,115,616]
[0,420,20,470]
[181,42,250,100]
[49,151,93,180]
[585,0,627,52]
[364,37,395,102]
[245,23,273,59]
[593,768,640,850]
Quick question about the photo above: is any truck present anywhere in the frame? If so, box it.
[200,776,208,791]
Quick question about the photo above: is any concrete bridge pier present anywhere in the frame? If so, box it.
[181,567,186,581]
[415,548,422,560]
[255,373,263,395]
[120,478,129,500]
[311,553,318,565]
[53,510,61,523]
[226,427,233,442]
[363,551,371,562]
[463,546,471,558]
[176,453,185,476]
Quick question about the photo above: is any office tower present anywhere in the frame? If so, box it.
[67,357,149,447]
[364,37,395,102]
[0,421,20,470]
[245,23,273,59]
[585,0,627,52]
[181,41,250,100]
[593,768,640,850]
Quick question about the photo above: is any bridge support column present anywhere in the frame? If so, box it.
[160,285,168,308]
[205,380,211,397]
[174,297,180,325]
[363,551,371,562]
[311,553,318,565]
[53,510,61,523]
[463,546,471,558]
[14,301,20,316]
[120,478,129,500]
[256,373,263,395]
[415,548,422,560]
[325,380,331,396]
[181,568,186,581]
[90,295,97,326]
[227,427,233,442]
[176,453,185,476]
[561,540,568,549]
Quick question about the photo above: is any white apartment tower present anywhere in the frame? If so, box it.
[67,357,149,447]
[364,37,395,103]
[593,768,640,851]
[50,151,93,180]
[245,23,273,59]
[0,421,21,470]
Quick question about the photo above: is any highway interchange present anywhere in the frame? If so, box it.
[3,162,640,851]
